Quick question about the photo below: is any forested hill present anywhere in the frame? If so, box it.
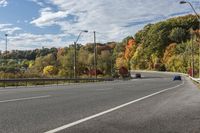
[0,14,199,78]
[115,14,199,76]
[0,42,117,78]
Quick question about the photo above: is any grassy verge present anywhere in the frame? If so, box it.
[192,81,200,89]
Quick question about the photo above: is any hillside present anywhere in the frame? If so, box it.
[115,14,199,76]
[0,14,199,78]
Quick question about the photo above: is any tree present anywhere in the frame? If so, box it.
[169,27,187,43]
[43,65,58,76]
[78,49,90,74]
[119,67,129,78]
[57,47,74,77]
[163,43,177,63]
[98,50,111,74]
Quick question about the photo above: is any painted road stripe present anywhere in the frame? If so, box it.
[44,81,184,133]
[0,95,51,103]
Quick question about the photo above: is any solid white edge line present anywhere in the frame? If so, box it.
[44,81,184,133]
[0,95,51,103]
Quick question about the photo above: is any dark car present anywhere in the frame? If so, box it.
[173,75,182,81]
[135,73,141,78]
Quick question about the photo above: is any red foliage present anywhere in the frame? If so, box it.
[119,67,129,77]
[87,69,103,76]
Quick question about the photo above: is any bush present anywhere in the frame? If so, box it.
[119,67,130,78]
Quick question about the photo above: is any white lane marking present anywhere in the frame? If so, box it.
[0,90,9,92]
[95,88,113,91]
[0,95,51,103]
[44,81,184,133]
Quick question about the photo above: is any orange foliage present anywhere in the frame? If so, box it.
[163,43,177,63]
[127,39,136,48]
[125,38,136,61]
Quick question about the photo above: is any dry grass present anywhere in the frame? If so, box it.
[192,81,200,89]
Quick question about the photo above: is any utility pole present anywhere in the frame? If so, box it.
[198,19,200,77]
[94,31,97,79]
[74,41,77,79]
[192,35,194,77]
[110,49,113,77]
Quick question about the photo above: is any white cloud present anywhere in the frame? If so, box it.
[0,0,196,51]
[31,7,68,27]
[30,0,200,44]
[0,23,21,34]
[0,23,12,29]
[0,33,71,50]
[1,27,21,34]
[0,0,8,7]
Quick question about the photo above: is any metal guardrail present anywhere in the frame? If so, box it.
[0,78,114,88]
[189,77,200,83]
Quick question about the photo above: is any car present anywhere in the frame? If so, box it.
[135,73,141,78]
[173,75,182,81]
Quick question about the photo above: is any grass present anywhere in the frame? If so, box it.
[196,84,200,89]
[191,80,200,89]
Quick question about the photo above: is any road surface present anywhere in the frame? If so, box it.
[0,72,199,133]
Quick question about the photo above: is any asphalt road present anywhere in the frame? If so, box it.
[0,72,199,133]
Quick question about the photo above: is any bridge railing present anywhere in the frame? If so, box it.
[0,78,114,88]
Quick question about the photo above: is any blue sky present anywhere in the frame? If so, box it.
[0,0,199,50]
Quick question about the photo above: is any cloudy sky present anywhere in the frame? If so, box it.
[0,0,199,50]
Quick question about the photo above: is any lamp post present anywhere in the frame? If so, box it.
[93,31,97,79]
[5,34,8,66]
[74,30,88,79]
[180,1,200,77]
[110,49,113,77]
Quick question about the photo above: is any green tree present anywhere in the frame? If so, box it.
[57,47,74,77]
[169,27,187,43]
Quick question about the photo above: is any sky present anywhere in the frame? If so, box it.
[0,0,199,50]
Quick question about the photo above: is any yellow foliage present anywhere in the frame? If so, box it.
[116,57,128,69]
[43,65,58,75]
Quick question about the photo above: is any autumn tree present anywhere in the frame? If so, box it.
[43,65,58,76]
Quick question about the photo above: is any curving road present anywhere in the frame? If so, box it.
[0,72,200,133]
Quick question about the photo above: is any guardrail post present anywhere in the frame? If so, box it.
[4,81,5,88]
[16,81,18,88]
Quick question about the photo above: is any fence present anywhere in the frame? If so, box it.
[0,78,114,88]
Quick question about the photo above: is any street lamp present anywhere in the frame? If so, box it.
[74,30,88,79]
[5,34,8,66]
[180,1,199,17]
[93,31,97,79]
[180,1,200,77]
